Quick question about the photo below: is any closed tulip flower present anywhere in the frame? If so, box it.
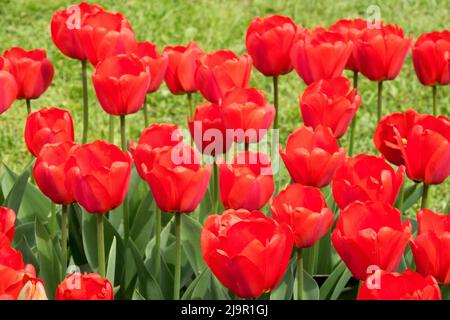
[201,209,294,298]
[410,209,450,284]
[196,50,252,102]
[188,102,231,156]
[358,269,441,300]
[280,125,346,188]
[3,47,54,100]
[50,2,104,61]
[0,57,18,115]
[24,107,75,157]
[92,54,150,115]
[245,15,297,76]
[373,109,419,166]
[80,10,137,66]
[163,42,203,95]
[134,41,168,93]
[221,87,275,143]
[331,201,412,280]
[219,151,274,211]
[0,207,16,243]
[56,272,113,300]
[332,154,404,209]
[270,183,334,248]
[33,142,76,205]
[300,77,361,138]
[290,27,353,84]
[65,140,132,214]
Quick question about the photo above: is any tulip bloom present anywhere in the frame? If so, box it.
[357,269,441,300]
[300,77,361,138]
[245,15,297,76]
[410,209,450,284]
[0,207,16,243]
[163,42,203,95]
[290,27,353,84]
[24,107,75,157]
[201,209,293,298]
[0,57,18,115]
[50,2,104,61]
[221,87,275,143]
[332,154,404,209]
[56,272,113,300]
[92,54,150,115]
[373,109,419,166]
[280,125,346,188]
[3,47,54,100]
[134,41,168,93]
[196,50,252,102]
[33,142,76,205]
[270,183,334,248]
[332,201,412,280]
[65,140,132,214]
[188,102,231,156]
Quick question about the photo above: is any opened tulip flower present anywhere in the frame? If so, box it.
[357,269,441,300]
[280,125,346,188]
[201,209,294,298]
[196,49,252,103]
[0,57,18,115]
[331,201,412,280]
[373,109,419,166]
[221,87,275,144]
[24,107,75,157]
[0,207,15,243]
[270,183,334,248]
[410,209,450,284]
[134,41,168,94]
[300,77,361,139]
[290,27,353,85]
[56,272,113,300]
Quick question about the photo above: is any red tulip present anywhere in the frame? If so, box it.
[280,125,346,188]
[56,272,113,300]
[134,41,168,93]
[50,2,104,61]
[163,42,203,95]
[219,151,274,211]
[373,109,419,166]
[188,102,231,156]
[65,140,132,214]
[410,209,450,284]
[24,107,75,157]
[300,77,361,138]
[80,10,136,66]
[245,15,297,76]
[139,144,211,213]
[0,57,18,115]
[196,50,252,102]
[221,87,275,143]
[331,201,412,280]
[33,142,76,205]
[92,54,150,115]
[328,18,368,72]
[396,114,450,185]
[290,27,353,84]
[270,183,334,248]
[0,207,15,243]
[354,24,412,81]
[412,30,450,86]
[3,47,54,100]
[201,209,293,298]
[357,269,441,300]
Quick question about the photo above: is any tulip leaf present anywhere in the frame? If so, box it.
[106,237,117,285]
[330,268,352,300]
[401,183,423,212]
[319,260,347,300]
[15,236,39,273]
[67,203,88,267]
[82,213,98,272]
[12,221,35,248]
[270,258,294,300]
[294,268,320,300]
[132,289,146,300]
[5,166,29,213]
[130,191,154,250]
[182,267,230,300]
[181,214,207,275]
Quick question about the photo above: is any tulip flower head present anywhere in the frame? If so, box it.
[0,207,16,243]
[134,41,168,93]
[56,272,113,300]
[0,57,18,115]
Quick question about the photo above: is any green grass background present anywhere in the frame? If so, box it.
[0,0,448,212]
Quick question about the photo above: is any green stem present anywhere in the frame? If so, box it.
[213,161,219,213]
[50,202,57,239]
[273,76,279,130]
[297,248,303,300]
[421,183,430,209]
[26,99,31,115]
[187,93,193,119]
[143,95,149,127]
[81,60,89,144]
[155,206,161,285]
[348,71,359,156]
[109,115,115,143]
[61,205,68,276]
[97,214,105,278]
[432,85,437,116]
[377,81,383,122]
[174,213,182,300]
[120,115,129,242]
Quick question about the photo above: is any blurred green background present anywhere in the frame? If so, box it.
[0,0,448,212]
